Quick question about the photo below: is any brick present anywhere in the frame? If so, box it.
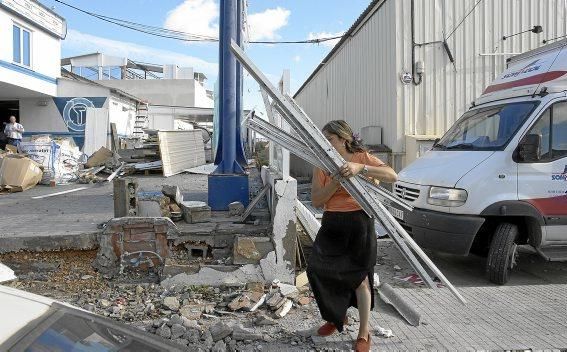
[154,224,168,233]
[125,231,156,242]
[123,241,156,253]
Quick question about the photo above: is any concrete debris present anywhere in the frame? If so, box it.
[274,299,293,318]
[162,185,183,205]
[245,282,265,293]
[277,283,299,299]
[297,297,311,305]
[266,292,286,311]
[254,314,278,326]
[374,326,394,338]
[234,238,260,260]
[232,324,263,341]
[171,323,187,339]
[228,291,266,312]
[295,271,309,288]
[233,237,274,265]
[163,296,180,311]
[212,340,227,352]
[0,263,16,283]
[228,201,245,216]
[209,321,233,342]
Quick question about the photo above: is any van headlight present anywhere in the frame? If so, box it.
[427,187,468,207]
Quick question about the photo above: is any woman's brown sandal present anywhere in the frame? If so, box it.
[353,333,371,352]
[316,317,349,336]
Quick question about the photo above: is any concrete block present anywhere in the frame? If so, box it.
[184,242,210,260]
[113,177,138,217]
[233,236,274,265]
[228,201,245,216]
[180,201,211,224]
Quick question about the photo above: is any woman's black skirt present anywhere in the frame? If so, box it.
[306,210,376,332]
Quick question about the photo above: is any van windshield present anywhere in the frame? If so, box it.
[434,102,539,151]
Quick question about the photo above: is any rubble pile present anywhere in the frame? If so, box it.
[0,250,323,351]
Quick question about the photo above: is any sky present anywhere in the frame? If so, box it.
[42,0,372,111]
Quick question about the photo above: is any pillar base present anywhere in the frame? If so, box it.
[208,174,249,211]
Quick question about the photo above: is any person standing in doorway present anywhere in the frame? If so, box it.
[4,115,24,148]
[307,120,397,352]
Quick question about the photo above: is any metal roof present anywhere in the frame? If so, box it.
[293,0,387,98]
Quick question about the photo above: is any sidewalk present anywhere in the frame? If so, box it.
[308,284,567,350]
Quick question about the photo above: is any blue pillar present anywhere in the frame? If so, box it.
[235,0,247,166]
[208,0,249,211]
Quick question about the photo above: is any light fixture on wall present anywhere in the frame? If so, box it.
[37,100,48,106]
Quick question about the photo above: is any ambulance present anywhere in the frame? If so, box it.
[389,40,567,284]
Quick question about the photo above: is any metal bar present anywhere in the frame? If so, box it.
[230,40,466,304]
[249,115,413,211]
[239,183,271,222]
[253,105,434,289]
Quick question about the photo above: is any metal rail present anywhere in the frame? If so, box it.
[231,40,466,304]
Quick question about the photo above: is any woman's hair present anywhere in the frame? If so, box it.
[322,120,366,153]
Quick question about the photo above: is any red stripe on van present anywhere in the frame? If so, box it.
[525,194,567,216]
[483,71,567,94]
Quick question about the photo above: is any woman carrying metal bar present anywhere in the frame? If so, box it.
[308,120,397,352]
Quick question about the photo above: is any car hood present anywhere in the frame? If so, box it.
[398,151,494,188]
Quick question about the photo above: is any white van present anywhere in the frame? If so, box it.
[389,40,567,284]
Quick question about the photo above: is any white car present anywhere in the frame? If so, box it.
[0,284,184,351]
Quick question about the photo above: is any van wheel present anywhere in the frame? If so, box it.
[486,223,519,285]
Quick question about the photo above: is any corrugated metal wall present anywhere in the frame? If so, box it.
[295,0,397,146]
[397,0,567,153]
[293,0,567,174]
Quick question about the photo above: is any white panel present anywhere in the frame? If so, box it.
[158,130,206,177]
[84,107,109,155]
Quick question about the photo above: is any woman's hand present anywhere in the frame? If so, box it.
[339,162,364,178]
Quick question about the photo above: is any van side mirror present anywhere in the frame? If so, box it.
[517,134,541,162]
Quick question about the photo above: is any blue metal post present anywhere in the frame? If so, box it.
[235,0,247,166]
[208,0,249,210]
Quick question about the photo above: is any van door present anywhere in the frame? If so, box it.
[517,101,567,244]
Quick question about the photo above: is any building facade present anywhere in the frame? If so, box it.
[293,0,567,175]
[0,0,66,126]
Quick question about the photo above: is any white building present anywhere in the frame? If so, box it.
[0,0,66,125]
[20,69,143,155]
[293,0,567,175]
[61,53,214,131]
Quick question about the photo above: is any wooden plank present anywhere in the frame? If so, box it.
[110,123,119,152]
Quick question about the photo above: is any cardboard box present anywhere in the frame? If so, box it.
[85,147,113,168]
[0,155,42,192]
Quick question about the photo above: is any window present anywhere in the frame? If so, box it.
[551,102,567,158]
[435,102,537,151]
[12,24,31,67]
[524,102,567,161]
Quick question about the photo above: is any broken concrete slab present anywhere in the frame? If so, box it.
[160,264,265,288]
[162,185,183,205]
[231,324,263,341]
[138,193,171,217]
[161,259,200,278]
[278,283,299,299]
[233,236,274,265]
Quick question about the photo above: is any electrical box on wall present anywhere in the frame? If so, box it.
[405,135,439,166]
